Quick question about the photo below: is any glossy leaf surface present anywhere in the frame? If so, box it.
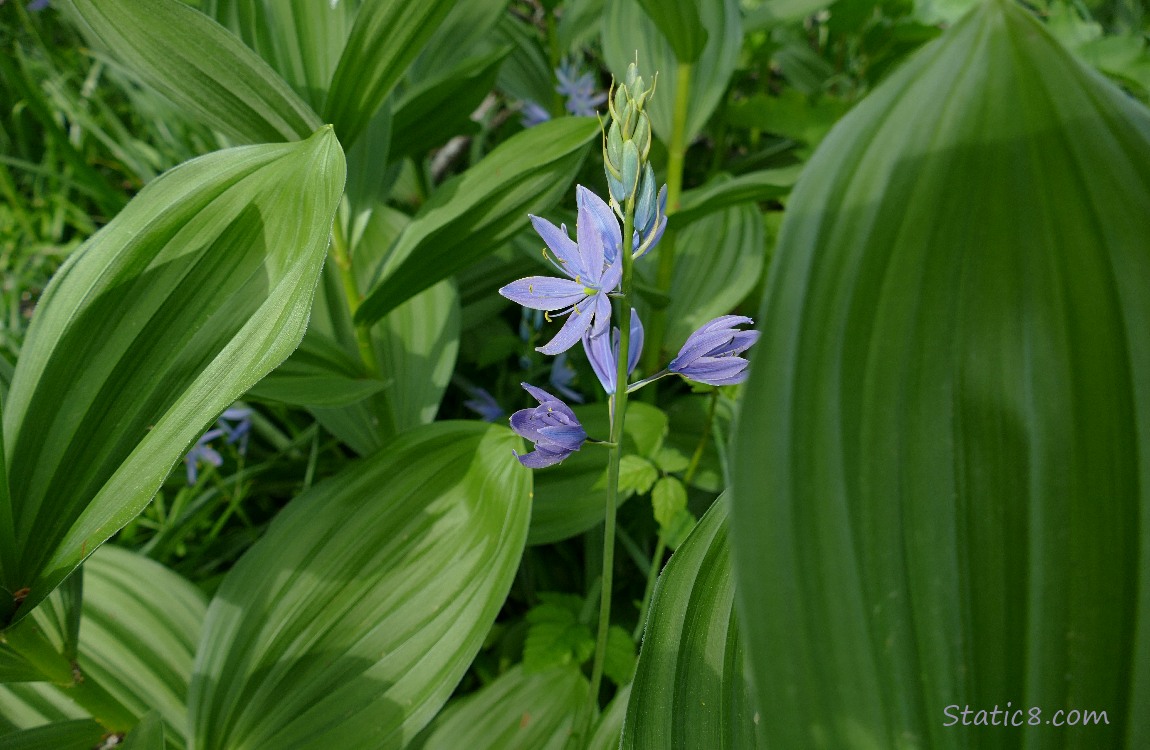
[731,2,1150,747]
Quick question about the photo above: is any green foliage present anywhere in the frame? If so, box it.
[731,0,1150,746]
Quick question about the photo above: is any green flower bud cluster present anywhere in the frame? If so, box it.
[603,61,656,208]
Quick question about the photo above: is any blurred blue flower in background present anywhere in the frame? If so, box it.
[555,58,607,117]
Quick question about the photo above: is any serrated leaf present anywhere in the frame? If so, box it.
[615,455,658,496]
[66,0,322,144]
[1,128,344,627]
[653,447,690,474]
[188,423,532,749]
[323,0,457,147]
[651,476,687,531]
[523,599,595,673]
[602,0,741,143]
[529,402,667,545]
[623,499,763,749]
[635,0,708,63]
[602,625,636,687]
[420,665,586,750]
[356,117,598,326]
[731,2,1150,747]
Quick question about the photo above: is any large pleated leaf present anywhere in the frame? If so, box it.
[418,665,587,750]
[602,0,742,142]
[0,128,344,626]
[0,719,105,750]
[355,117,599,327]
[635,0,708,64]
[200,0,358,111]
[65,0,322,143]
[322,0,457,147]
[187,422,532,750]
[730,1,1150,748]
[622,499,762,749]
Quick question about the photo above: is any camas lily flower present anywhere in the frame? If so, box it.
[184,428,225,485]
[556,59,608,117]
[509,384,587,468]
[584,308,644,394]
[669,316,760,386]
[499,186,622,355]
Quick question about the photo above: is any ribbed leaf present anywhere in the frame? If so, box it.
[188,422,532,750]
[322,0,457,147]
[0,719,105,750]
[635,0,708,63]
[201,0,358,110]
[121,711,165,750]
[76,547,206,747]
[602,0,741,142]
[419,666,586,750]
[622,499,763,749]
[658,203,765,349]
[65,0,321,143]
[355,117,598,327]
[671,167,801,229]
[407,0,511,83]
[0,683,86,733]
[587,683,629,750]
[247,332,387,409]
[731,1,1150,747]
[1,128,345,626]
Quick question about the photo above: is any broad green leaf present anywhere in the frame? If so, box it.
[390,47,510,161]
[529,402,667,546]
[246,333,387,409]
[558,0,606,53]
[372,280,461,437]
[671,166,801,229]
[323,0,457,147]
[0,719,105,750]
[602,0,742,142]
[188,423,532,750]
[75,547,206,746]
[613,455,659,496]
[650,476,687,530]
[622,499,763,749]
[407,0,511,82]
[201,0,358,110]
[1,127,344,626]
[635,0,708,63]
[121,711,165,750]
[495,13,556,108]
[726,90,852,150]
[523,594,595,672]
[65,0,322,144]
[586,683,629,750]
[744,0,839,30]
[0,683,86,734]
[355,117,599,327]
[659,203,765,350]
[419,665,587,750]
[731,1,1150,747]
[602,625,637,686]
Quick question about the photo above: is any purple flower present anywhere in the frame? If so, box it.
[556,59,607,117]
[464,387,505,422]
[509,383,587,468]
[218,406,252,454]
[669,316,760,386]
[28,0,51,11]
[184,428,225,485]
[521,100,551,128]
[584,308,643,394]
[499,186,622,355]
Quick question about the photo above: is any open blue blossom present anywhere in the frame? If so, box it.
[669,316,760,386]
[510,383,587,468]
[584,308,643,394]
[556,59,607,117]
[499,186,622,355]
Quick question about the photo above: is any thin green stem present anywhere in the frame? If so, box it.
[576,195,636,745]
[640,63,693,383]
[329,216,380,377]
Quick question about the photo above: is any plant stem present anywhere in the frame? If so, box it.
[576,195,636,744]
[329,215,380,377]
[640,62,693,384]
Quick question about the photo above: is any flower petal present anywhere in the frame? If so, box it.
[576,186,607,279]
[500,276,587,311]
[702,315,754,333]
[530,215,583,279]
[590,291,612,340]
[676,357,750,385]
[584,326,617,394]
[671,328,737,370]
[514,445,571,469]
[537,301,593,355]
[519,383,580,423]
[627,308,644,375]
[538,424,587,451]
[577,186,622,265]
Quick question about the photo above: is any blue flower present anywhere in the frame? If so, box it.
[28,0,50,11]
[499,186,622,355]
[669,316,760,386]
[218,406,252,454]
[556,59,607,117]
[584,308,643,394]
[521,100,551,128]
[184,428,225,485]
[510,384,587,468]
[464,387,505,422]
